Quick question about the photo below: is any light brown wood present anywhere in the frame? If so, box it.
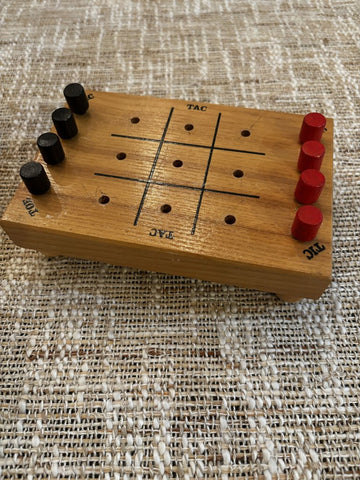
[1,91,333,300]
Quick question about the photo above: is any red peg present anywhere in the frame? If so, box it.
[292,205,323,242]
[295,169,325,204]
[299,112,326,144]
[298,140,325,172]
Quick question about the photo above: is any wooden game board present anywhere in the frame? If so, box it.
[0,91,333,301]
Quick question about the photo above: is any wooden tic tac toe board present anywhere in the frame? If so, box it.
[1,90,333,301]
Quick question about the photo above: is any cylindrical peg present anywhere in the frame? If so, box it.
[20,161,50,195]
[298,140,325,172]
[37,132,65,165]
[295,169,325,204]
[52,108,78,139]
[63,83,89,115]
[299,112,326,144]
[292,205,323,242]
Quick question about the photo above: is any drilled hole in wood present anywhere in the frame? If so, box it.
[99,195,110,204]
[131,117,140,124]
[225,215,236,225]
[241,130,251,137]
[233,169,244,178]
[161,204,172,213]
[185,124,194,131]
[173,159,183,168]
[116,152,126,160]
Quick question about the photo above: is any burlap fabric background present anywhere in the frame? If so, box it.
[1,1,359,478]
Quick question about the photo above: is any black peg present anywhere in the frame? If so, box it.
[20,162,50,195]
[63,83,89,115]
[52,108,78,139]
[37,132,65,165]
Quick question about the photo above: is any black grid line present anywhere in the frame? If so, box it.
[133,107,174,226]
[111,133,265,156]
[107,109,262,233]
[191,113,222,235]
[94,172,260,199]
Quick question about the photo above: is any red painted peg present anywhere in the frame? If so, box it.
[292,205,323,242]
[298,140,325,172]
[299,112,326,144]
[295,169,325,204]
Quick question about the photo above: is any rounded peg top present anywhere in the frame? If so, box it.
[37,132,65,165]
[298,140,325,172]
[295,169,325,204]
[63,83,89,115]
[20,161,50,195]
[52,108,78,139]
[292,205,323,242]
[299,112,326,144]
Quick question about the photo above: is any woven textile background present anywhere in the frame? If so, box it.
[1,1,359,478]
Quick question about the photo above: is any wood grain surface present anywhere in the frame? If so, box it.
[0,91,333,300]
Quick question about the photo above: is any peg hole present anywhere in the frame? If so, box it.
[225,215,236,225]
[99,195,110,204]
[241,130,251,137]
[173,159,183,168]
[161,204,172,213]
[185,124,194,131]
[131,117,140,124]
[116,152,126,160]
[233,169,244,178]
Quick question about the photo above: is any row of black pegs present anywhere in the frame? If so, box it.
[20,83,89,195]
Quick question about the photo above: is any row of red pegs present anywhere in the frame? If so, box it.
[292,113,327,242]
